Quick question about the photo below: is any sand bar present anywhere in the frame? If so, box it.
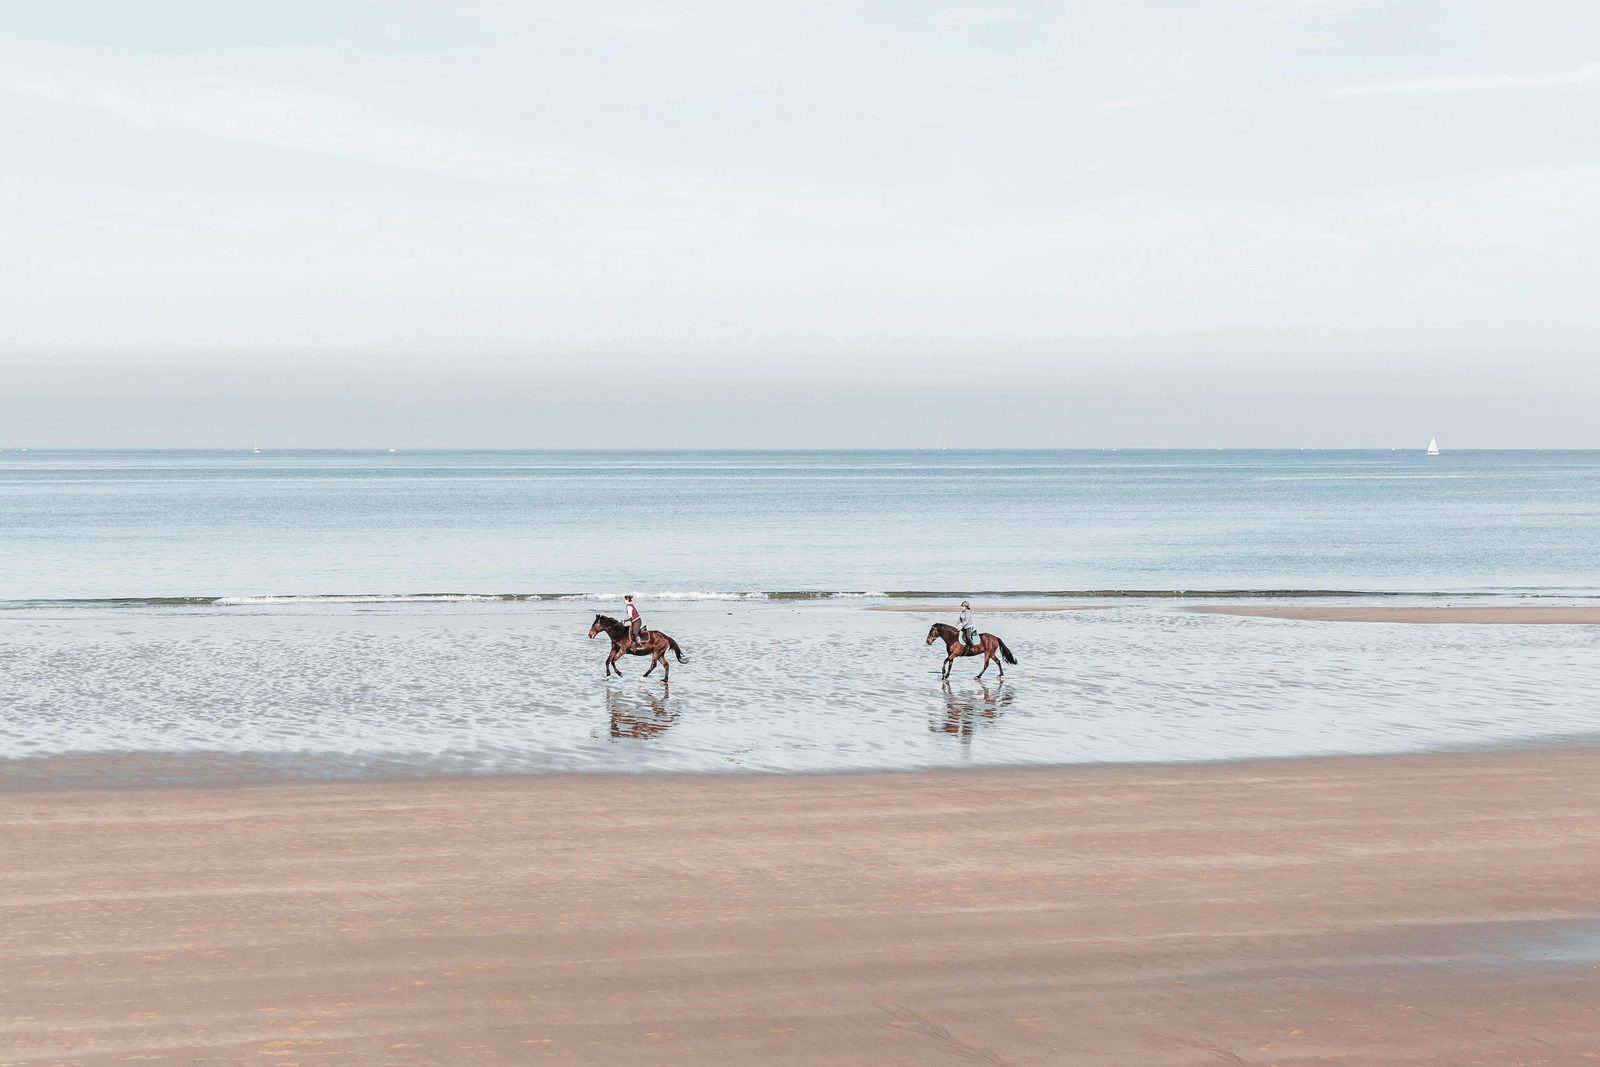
[4,750,1600,1065]
[1191,604,1600,624]
[868,602,1108,612]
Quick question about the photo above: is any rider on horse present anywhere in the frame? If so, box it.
[958,600,976,649]
[623,594,646,646]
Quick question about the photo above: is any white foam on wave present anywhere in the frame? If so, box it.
[555,591,771,602]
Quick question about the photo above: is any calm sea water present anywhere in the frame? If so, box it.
[2,450,1598,782]
[5,448,1600,601]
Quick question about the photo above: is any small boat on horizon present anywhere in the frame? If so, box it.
[1427,436,1440,456]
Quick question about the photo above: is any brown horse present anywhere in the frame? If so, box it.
[926,622,1017,680]
[589,614,688,680]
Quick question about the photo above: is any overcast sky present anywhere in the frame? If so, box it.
[2,1,1596,447]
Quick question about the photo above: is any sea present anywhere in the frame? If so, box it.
[3,448,1598,784]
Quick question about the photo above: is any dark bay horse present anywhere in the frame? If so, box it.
[589,614,688,680]
[926,622,1016,680]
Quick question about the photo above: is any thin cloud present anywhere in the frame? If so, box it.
[1330,61,1600,97]
[0,33,578,186]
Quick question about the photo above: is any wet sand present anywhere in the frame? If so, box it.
[1191,604,1600,624]
[5,751,1600,1065]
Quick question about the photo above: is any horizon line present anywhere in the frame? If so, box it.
[3,446,1594,454]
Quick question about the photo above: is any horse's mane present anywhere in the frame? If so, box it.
[929,621,957,636]
[595,613,620,626]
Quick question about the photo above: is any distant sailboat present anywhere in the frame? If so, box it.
[1426,436,1440,456]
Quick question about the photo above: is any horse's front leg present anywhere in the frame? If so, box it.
[942,651,954,679]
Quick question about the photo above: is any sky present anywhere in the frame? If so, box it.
[1,0,1597,448]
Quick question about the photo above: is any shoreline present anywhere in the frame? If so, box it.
[6,747,1600,1065]
[5,736,1599,794]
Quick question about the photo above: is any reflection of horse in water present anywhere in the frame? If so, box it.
[606,682,678,740]
[933,679,1014,744]
[926,622,1016,680]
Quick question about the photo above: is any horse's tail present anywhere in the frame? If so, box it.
[996,637,1017,665]
[667,636,688,663]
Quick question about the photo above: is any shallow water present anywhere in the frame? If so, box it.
[2,599,1596,783]
[6,449,1600,785]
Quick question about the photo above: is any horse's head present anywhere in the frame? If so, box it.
[926,623,948,646]
[589,614,615,639]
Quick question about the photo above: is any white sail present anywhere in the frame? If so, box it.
[1426,436,1440,455]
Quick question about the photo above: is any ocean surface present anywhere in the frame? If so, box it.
[3,449,1598,782]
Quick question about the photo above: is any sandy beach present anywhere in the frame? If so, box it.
[5,750,1599,1066]
[1190,605,1600,624]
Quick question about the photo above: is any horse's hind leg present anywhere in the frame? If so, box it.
[976,650,992,679]
[644,650,657,677]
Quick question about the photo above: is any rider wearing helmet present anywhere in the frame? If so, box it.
[958,600,976,649]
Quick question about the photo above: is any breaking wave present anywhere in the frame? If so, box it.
[0,588,1561,611]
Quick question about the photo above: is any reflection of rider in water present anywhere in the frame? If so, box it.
[607,681,676,739]
[958,600,976,648]
[935,677,1013,742]
[623,594,644,645]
